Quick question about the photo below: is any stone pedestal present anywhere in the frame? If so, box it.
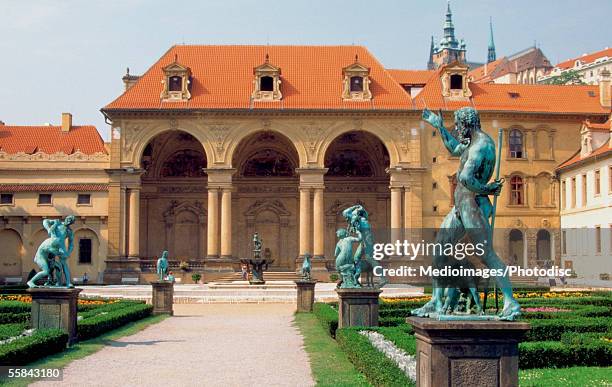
[295,280,316,312]
[151,281,174,315]
[28,287,82,346]
[336,288,382,328]
[407,317,530,387]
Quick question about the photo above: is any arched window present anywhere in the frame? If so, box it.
[260,76,274,92]
[536,229,551,262]
[169,76,183,92]
[510,176,524,205]
[509,129,524,158]
[450,74,463,90]
[350,76,364,92]
[508,229,524,266]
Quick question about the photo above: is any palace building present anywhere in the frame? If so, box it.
[1,44,610,284]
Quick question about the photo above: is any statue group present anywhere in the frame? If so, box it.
[334,204,386,289]
[27,216,76,288]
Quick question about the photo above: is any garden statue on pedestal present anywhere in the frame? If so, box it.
[412,107,521,321]
[27,216,76,288]
[157,250,170,281]
[334,228,362,288]
[301,253,312,281]
[241,232,273,284]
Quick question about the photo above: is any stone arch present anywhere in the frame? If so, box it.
[162,200,207,260]
[323,131,390,177]
[317,126,398,167]
[0,229,24,277]
[133,127,213,169]
[226,128,306,169]
[507,229,525,267]
[536,229,552,262]
[232,131,299,177]
[141,131,208,179]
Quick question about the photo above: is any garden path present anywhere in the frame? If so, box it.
[32,304,314,387]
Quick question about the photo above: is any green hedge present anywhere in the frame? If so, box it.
[313,303,338,338]
[521,305,610,320]
[78,300,145,320]
[526,317,612,341]
[520,297,612,308]
[0,312,29,324]
[336,328,414,387]
[0,301,30,314]
[77,303,153,341]
[519,334,612,369]
[380,301,427,310]
[379,316,406,327]
[373,326,416,355]
[0,329,68,366]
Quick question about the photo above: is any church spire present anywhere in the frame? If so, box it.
[427,35,435,70]
[443,1,456,44]
[487,16,497,63]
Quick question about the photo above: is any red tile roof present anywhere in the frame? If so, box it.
[104,45,413,111]
[414,67,609,114]
[468,57,506,83]
[0,125,106,155]
[585,119,611,131]
[556,47,612,70]
[0,184,108,192]
[386,69,435,85]
[557,142,611,170]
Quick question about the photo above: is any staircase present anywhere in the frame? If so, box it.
[212,270,302,283]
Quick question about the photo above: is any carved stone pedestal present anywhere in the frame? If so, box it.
[28,287,82,345]
[151,281,174,315]
[336,288,382,328]
[295,280,316,312]
[407,317,530,387]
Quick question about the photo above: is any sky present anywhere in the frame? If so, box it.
[1,0,610,140]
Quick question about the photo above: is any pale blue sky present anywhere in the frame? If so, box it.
[1,0,610,140]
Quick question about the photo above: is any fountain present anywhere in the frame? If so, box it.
[240,232,274,285]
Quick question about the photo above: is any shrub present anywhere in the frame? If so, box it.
[0,301,30,314]
[521,305,610,320]
[0,323,28,341]
[519,338,612,369]
[525,317,612,341]
[380,300,428,311]
[0,329,68,366]
[373,325,416,355]
[191,273,202,284]
[379,316,406,327]
[78,300,144,320]
[313,302,338,338]
[77,303,152,341]
[520,297,612,308]
[0,312,29,324]
[336,328,414,387]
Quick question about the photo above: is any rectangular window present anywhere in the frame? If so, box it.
[594,170,600,195]
[0,193,13,205]
[561,180,566,209]
[571,177,576,208]
[38,193,52,205]
[77,194,91,205]
[562,230,567,255]
[582,173,587,206]
[78,238,92,264]
[595,226,601,254]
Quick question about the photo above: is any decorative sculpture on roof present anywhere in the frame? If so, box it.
[412,107,521,321]
[27,216,75,288]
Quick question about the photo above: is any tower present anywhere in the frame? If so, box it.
[487,17,497,63]
[429,1,466,69]
[427,36,435,70]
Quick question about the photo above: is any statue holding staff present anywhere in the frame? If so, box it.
[413,107,520,321]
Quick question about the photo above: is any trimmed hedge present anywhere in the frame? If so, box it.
[374,326,416,355]
[379,316,406,327]
[77,303,153,341]
[526,317,612,341]
[0,312,29,324]
[0,301,30,314]
[520,297,612,308]
[380,301,427,310]
[78,300,145,320]
[0,323,27,341]
[519,336,612,369]
[337,328,414,387]
[313,303,338,338]
[521,305,610,320]
[0,329,68,366]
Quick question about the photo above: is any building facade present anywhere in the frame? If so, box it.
[539,47,612,85]
[558,119,612,279]
[1,45,611,284]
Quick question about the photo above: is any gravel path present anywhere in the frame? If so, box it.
[33,304,314,387]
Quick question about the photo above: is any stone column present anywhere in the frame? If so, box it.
[299,187,312,257]
[313,187,325,259]
[220,188,233,258]
[390,186,402,243]
[127,187,140,258]
[206,188,219,258]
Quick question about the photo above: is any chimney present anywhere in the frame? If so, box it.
[61,112,72,132]
[600,69,611,108]
[0,120,4,125]
[122,67,140,91]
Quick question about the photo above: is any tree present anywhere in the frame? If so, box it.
[541,70,585,85]
[191,273,202,284]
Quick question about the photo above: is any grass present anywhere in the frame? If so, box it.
[294,312,370,387]
[0,314,168,387]
[519,366,612,386]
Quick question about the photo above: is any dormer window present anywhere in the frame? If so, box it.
[342,56,372,101]
[440,61,472,99]
[160,55,192,101]
[252,55,282,101]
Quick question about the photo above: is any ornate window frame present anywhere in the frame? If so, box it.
[342,58,372,101]
[440,61,472,99]
[252,55,282,102]
[160,58,192,101]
